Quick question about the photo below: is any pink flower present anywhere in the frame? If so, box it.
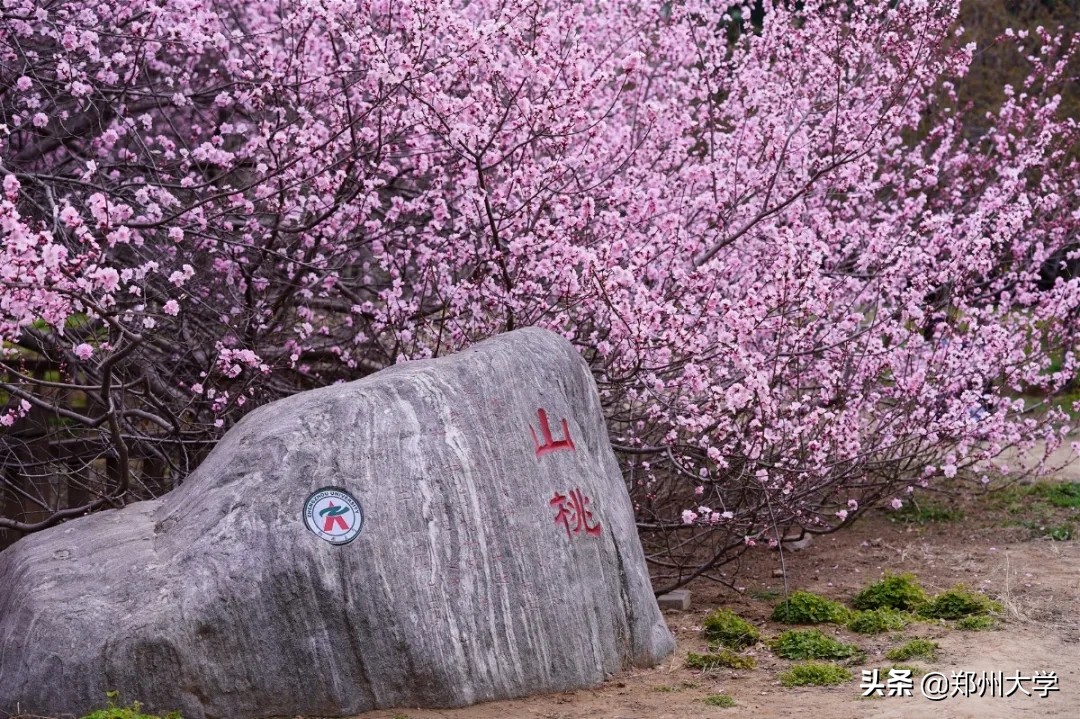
[169,264,194,287]
[0,0,1075,586]
[40,244,66,268]
[3,175,19,198]
[73,344,94,360]
[59,206,82,228]
[93,267,120,292]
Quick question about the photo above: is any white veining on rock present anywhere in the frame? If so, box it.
[0,328,674,718]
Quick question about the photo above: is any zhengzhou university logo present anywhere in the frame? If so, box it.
[303,487,364,545]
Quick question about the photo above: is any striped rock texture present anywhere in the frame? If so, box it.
[0,328,674,718]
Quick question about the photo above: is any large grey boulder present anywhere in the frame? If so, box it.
[0,328,674,718]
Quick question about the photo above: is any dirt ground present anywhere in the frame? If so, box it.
[356,468,1080,719]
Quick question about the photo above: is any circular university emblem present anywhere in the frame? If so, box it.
[303,486,364,545]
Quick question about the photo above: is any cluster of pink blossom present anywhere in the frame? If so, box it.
[2,0,1078,583]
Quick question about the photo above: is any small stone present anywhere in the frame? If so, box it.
[657,589,691,611]
[781,533,813,551]
[771,568,784,578]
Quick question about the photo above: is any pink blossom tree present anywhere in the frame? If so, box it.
[2,0,1078,588]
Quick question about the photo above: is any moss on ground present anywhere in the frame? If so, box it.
[770,629,861,660]
[879,663,926,678]
[852,573,928,612]
[886,638,939,662]
[955,614,997,630]
[847,607,911,634]
[685,649,756,670]
[771,591,850,624]
[918,585,1001,620]
[702,608,761,650]
[80,695,180,719]
[779,662,852,687]
[702,693,736,707]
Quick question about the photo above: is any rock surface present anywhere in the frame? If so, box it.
[0,328,674,718]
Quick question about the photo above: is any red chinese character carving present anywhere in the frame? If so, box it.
[550,488,602,539]
[530,408,575,456]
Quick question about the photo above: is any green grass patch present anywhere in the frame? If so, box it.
[702,694,736,707]
[1016,517,1076,540]
[955,614,997,630]
[851,573,928,612]
[1047,523,1074,540]
[778,661,852,687]
[770,629,860,660]
[891,501,964,524]
[771,591,850,624]
[885,639,939,662]
[997,483,1080,539]
[702,609,761,650]
[65,312,91,330]
[918,585,1001,620]
[748,588,782,602]
[879,663,926,677]
[685,649,756,670]
[988,481,1080,518]
[1032,481,1080,508]
[80,694,180,719]
[847,608,910,634]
